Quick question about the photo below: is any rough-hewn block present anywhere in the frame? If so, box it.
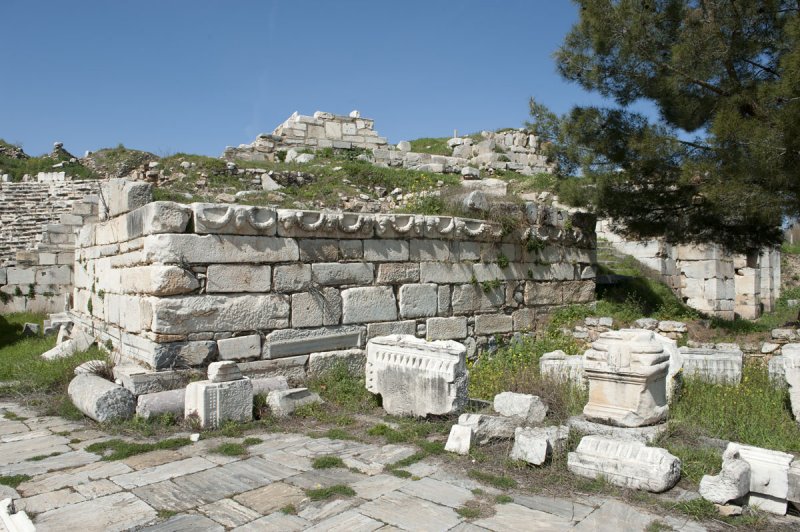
[262,326,364,359]
[119,265,199,296]
[366,320,417,339]
[150,295,289,334]
[426,317,467,341]
[312,263,374,286]
[298,239,339,261]
[143,234,298,264]
[364,240,410,262]
[206,265,271,293]
[273,264,311,292]
[342,286,397,323]
[377,263,419,284]
[398,283,438,318]
[291,289,342,327]
[475,314,513,335]
[218,334,261,361]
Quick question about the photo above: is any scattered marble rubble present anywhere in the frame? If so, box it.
[67,373,136,423]
[184,361,253,428]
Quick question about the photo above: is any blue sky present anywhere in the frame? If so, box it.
[2,1,626,157]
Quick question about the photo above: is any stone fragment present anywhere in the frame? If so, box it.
[583,329,670,427]
[658,320,687,333]
[715,504,743,516]
[463,190,489,213]
[634,317,657,330]
[397,141,411,151]
[567,435,681,492]
[444,424,473,455]
[510,425,569,465]
[782,344,800,422]
[100,179,153,217]
[184,376,253,428]
[366,334,468,417]
[208,361,243,382]
[267,388,323,417]
[136,389,185,420]
[263,326,364,359]
[250,376,289,396]
[22,323,39,337]
[308,349,365,378]
[493,392,548,424]
[566,416,667,444]
[727,442,793,515]
[457,413,518,444]
[68,374,136,422]
[41,328,93,360]
[699,454,750,504]
[679,346,742,384]
[112,365,192,395]
[0,497,35,532]
[217,334,261,361]
[540,350,585,386]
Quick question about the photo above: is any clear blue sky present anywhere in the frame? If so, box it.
[2,0,625,157]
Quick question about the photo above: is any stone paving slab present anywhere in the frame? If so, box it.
[111,455,216,489]
[138,513,225,531]
[34,491,158,532]
[304,509,385,532]
[285,467,367,490]
[17,486,85,514]
[1,449,99,476]
[234,482,307,514]
[297,496,365,522]
[473,502,574,531]
[573,499,659,531]
[398,476,473,508]
[198,498,262,528]
[359,490,463,530]
[231,512,310,531]
[513,493,595,521]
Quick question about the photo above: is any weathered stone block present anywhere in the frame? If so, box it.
[150,295,289,334]
[263,326,364,359]
[68,374,136,423]
[426,317,467,341]
[377,263,419,284]
[457,413,518,444]
[540,350,585,386]
[120,265,199,296]
[342,286,397,323]
[312,263,374,286]
[136,389,185,420]
[366,335,468,416]
[208,360,243,382]
[364,240,410,262]
[206,265,271,293]
[728,442,793,515]
[192,203,277,235]
[267,388,323,417]
[291,289,341,327]
[567,436,681,492]
[419,263,471,284]
[475,314,513,335]
[699,455,750,505]
[339,239,363,260]
[239,356,308,382]
[494,392,548,424]
[366,320,417,339]
[679,347,742,384]
[583,329,670,427]
[308,349,365,378]
[510,426,569,465]
[273,264,311,292]
[398,283,437,319]
[143,234,298,264]
[101,179,153,218]
[217,334,261,361]
[113,365,193,395]
[444,424,473,455]
[184,377,253,428]
[298,239,340,261]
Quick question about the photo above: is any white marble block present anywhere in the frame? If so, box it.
[699,451,751,504]
[567,435,681,492]
[493,392,548,424]
[444,424,473,455]
[185,364,253,428]
[679,346,743,384]
[582,329,670,427]
[510,425,569,465]
[540,350,585,386]
[728,442,794,515]
[366,334,467,417]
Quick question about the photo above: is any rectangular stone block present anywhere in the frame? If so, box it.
[512,308,536,332]
[377,263,419,284]
[298,239,339,261]
[411,240,451,262]
[7,267,35,284]
[312,263,374,286]
[419,263,473,284]
[185,377,253,429]
[399,283,438,318]
[451,284,504,314]
[273,264,311,292]
[291,289,342,327]
[475,314,513,335]
[364,240,410,262]
[339,240,363,260]
[100,179,153,218]
[238,355,308,382]
[679,347,742,384]
[426,317,467,341]
[150,295,289,334]
[119,265,199,296]
[262,326,364,359]
[342,286,397,323]
[366,320,417,340]
[143,234,298,264]
[218,334,262,361]
[207,265,271,293]
[36,265,72,285]
[438,285,451,315]
[366,334,467,416]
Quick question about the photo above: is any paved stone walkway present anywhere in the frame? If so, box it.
[0,402,711,531]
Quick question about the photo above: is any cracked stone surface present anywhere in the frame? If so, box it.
[0,400,765,531]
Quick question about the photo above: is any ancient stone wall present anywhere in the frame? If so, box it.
[0,179,100,313]
[596,219,780,320]
[69,198,597,372]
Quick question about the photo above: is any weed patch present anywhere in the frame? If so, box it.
[304,484,355,501]
[467,469,518,490]
[85,437,191,461]
[212,442,248,456]
[312,455,345,469]
[0,474,30,488]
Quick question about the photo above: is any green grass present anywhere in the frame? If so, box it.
[85,437,192,461]
[495,494,514,504]
[455,506,482,519]
[304,484,355,501]
[307,361,379,412]
[467,469,518,490]
[280,504,297,515]
[27,451,62,462]
[312,455,346,469]
[388,469,412,478]
[0,474,30,488]
[3,411,27,421]
[243,437,262,446]
[0,139,97,181]
[156,509,178,520]
[781,241,800,255]
[212,442,248,456]
[408,137,451,155]
[323,428,359,441]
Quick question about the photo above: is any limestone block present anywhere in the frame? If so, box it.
[312,263,374,286]
[206,265,271,293]
[136,389,186,419]
[291,289,341,327]
[364,240,410,262]
[410,239,451,262]
[342,286,397,323]
[444,424,473,455]
[68,374,136,422]
[398,283,437,319]
[239,356,308,382]
[475,314,513,335]
[120,265,199,296]
[7,268,34,284]
[35,266,71,285]
[154,341,217,369]
[208,360,244,382]
[100,179,153,218]
[493,392,548,424]
[95,201,190,245]
[583,329,670,427]
[699,456,750,505]
[308,349,365,378]
[298,239,340,261]
[426,317,467,341]
[457,413,518,444]
[789,461,800,506]
[728,442,793,514]
[150,294,289,334]
[366,334,468,417]
[419,263,471,284]
[366,320,417,339]
[273,264,311,292]
[339,240,363,260]
[451,284,504,314]
[678,347,742,384]
[267,388,323,417]
[263,326,364,359]
[510,425,569,465]
[377,263,420,284]
[217,334,261,361]
[567,436,681,492]
[192,203,277,235]
[658,321,687,333]
[251,376,289,396]
[540,350,585,386]
[143,234,298,265]
[184,377,253,428]
[113,365,192,395]
[634,318,659,330]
